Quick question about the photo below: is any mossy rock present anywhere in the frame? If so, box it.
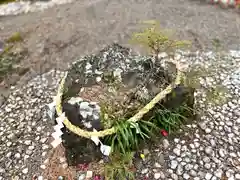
[55,44,195,165]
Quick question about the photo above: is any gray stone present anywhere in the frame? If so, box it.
[171,174,178,180]
[198,122,207,130]
[190,170,197,177]
[38,176,44,180]
[6,152,12,158]
[185,164,193,171]
[173,148,181,156]
[14,153,21,159]
[22,168,28,174]
[154,162,161,168]
[205,146,213,155]
[170,160,178,169]
[214,169,223,178]
[141,168,148,174]
[40,165,46,169]
[0,168,5,173]
[205,128,212,133]
[235,174,240,179]
[205,173,212,180]
[79,101,90,110]
[176,165,183,175]
[24,140,31,145]
[183,173,190,179]
[204,163,211,169]
[203,156,210,163]
[154,173,161,179]
[163,139,170,149]
[211,176,217,180]
[219,148,227,158]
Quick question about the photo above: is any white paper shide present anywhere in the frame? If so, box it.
[50,112,66,148]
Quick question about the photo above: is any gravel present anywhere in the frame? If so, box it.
[0,44,240,179]
[0,70,65,179]
[134,50,240,179]
[0,0,73,16]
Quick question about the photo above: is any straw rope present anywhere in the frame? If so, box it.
[55,62,186,139]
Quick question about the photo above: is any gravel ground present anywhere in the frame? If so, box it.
[0,46,239,179]
[0,70,66,179]
[135,51,240,180]
[0,0,240,179]
[0,0,240,89]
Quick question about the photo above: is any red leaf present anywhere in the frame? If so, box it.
[77,163,88,171]
[160,129,168,136]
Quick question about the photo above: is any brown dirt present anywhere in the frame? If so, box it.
[43,144,77,180]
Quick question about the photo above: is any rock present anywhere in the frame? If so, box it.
[38,176,44,180]
[6,152,12,158]
[183,173,190,179]
[173,148,181,156]
[176,164,183,175]
[141,168,148,174]
[214,169,223,178]
[40,165,46,169]
[14,153,21,159]
[143,149,150,155]
[185,164,193,171]
[205,128,212,133]
[163,139,170,149]
[205,147,213,155]
[96,76,101,82]
[190,170,197,177]
[78,174,86,180]
[154,173,161,179]
[59,157,66,163]
[79,101,89,109]
[205,173,212,180]
[204,163,211,169]
[22,168,28,174]
[235,174,240,179]
[86,171,93,178]
[24,140,31,145]
[199,122,207,130]
[62,163,68,169]
[170,160,178,169]
[154,162,161,168]
[58,176,64,180]
[219,148,227,158]
[0,168,5,173]
[211,176,217,180]
[226,170,234,178]
[171,173,178,180]
[203,156,210,163]
[158,154,165,165]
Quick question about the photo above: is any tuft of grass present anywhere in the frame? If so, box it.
[0,0,16,5]
[205,85,228,105]
[151,105,190,134]
[130,20,190,60]
[104,152,135,180]
[6,32,23,44]
[0,33,27,82]
[102,104,191,155]
[0,51,21,82]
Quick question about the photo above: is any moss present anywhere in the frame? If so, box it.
[6,32,23,43]
[0,0,16,5]
[104,152,135,180]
